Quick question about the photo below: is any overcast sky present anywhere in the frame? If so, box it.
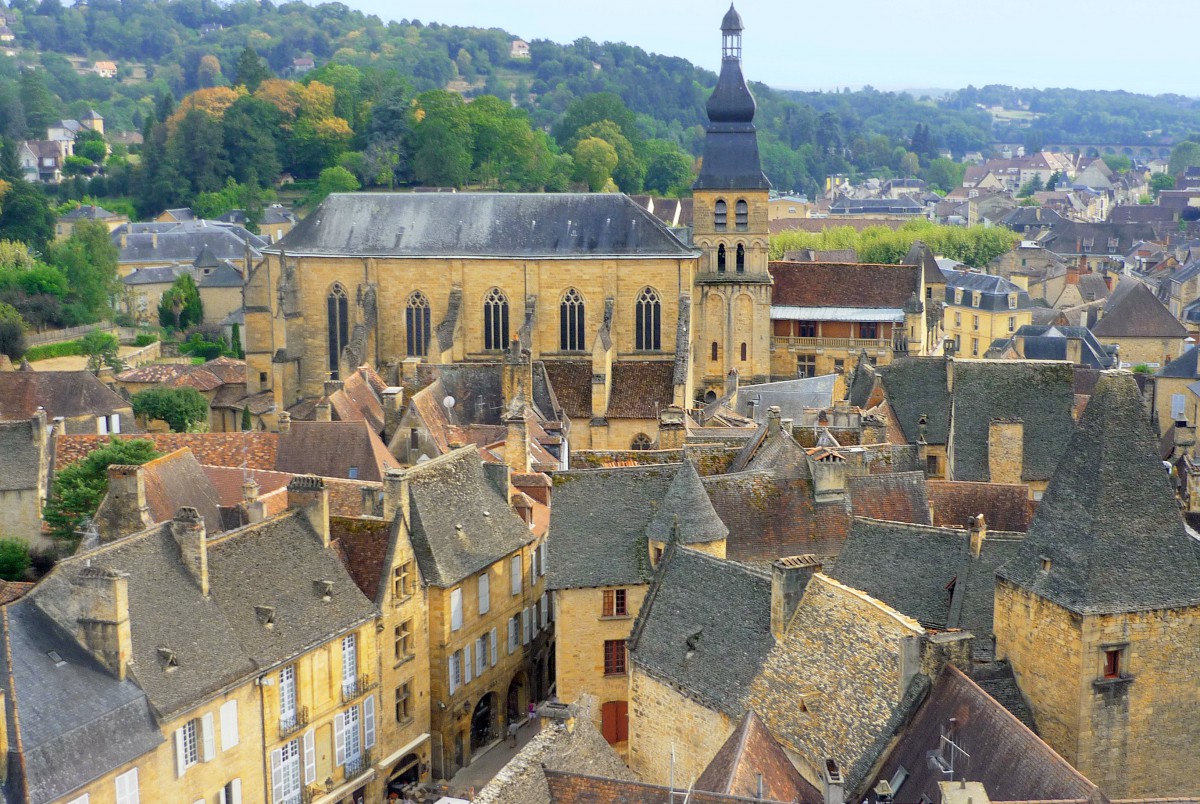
[348,0,1197,97]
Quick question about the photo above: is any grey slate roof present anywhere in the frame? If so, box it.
[122,264,189,285]
[1002,325,1115,369]
[1160,346,1200,378]
[693,46,770,192]
[546,465,678,589]
[645,461,729,545]
[1,601,164,804]
[943,269,1033,312]
[1091,281,1187,339]
[114,221,264,265]
[733,375,837,422]
[997,371,1200,614]
[627,545,773,717]
[406,447,535,587]
[266,193,696,259]
[0,418,42,492]
[196,261,245,288]
[0,371,129,420]
[878,358,950,444]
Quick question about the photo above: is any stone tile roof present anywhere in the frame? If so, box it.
[1091,281,1187,339]
[0,601,164,804]
[0,371,130,420]
[94,448,224,536]
[406,447,534,587]
[949,361,1077,483]
[542,362,592,419]
[693,710,821,803]
[928,481,1033,532]
[544,770,800,804]
[547,465,676,589]
[268,193,696,258]
[606,361,675,418]
[845,472,931,524]
[114,220,264,264]
[55,432,278,471]
[336,366,385,433]
[275,421,398,481]
[768,262,921,308]
[997,371,1200,614]
[830,517,1025,643]
[869,666,1099,803]
[728,419,812,477]
[645,460,729,545]
[628,545,773,717]
[878,358,951,445]
[971,660,1037,731]
[0,417,43,492]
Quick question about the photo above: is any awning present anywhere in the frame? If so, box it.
[770,306,905,322]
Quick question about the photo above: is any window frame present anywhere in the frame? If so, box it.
[477,572,490,616]
[559,288,586,352]
[396,681,412,723]
[603,639,627,676]
[635,287,662,351]
[483,287,510,351]
[602,588,629,617]
[406,291,431,358]
[734,199,749,230]
[714,199,727,231]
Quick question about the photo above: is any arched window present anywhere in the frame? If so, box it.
[717,244,726,273]
[711,341,719,362]
[631,433,654,451]
[559,288,585,351]
[406,291,430,357]
[483,288,509,351]
[735,199,749,230]
[327,284,349,380]
[736,243,746,273]
[740,342,747,361]
[635,287,661,351]
[714,199,727,231]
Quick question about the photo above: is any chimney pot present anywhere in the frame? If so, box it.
[771,555,820,640]
[287,475,330,545]
[170,507,209,596]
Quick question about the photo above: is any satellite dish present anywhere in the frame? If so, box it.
[443,395,456,410]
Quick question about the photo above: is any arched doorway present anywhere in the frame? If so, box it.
[387,752,421,794]
[471,693,496,751]
[506,672,526,727]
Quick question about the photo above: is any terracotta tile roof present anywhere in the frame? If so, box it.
[0,371,130,420]
[542,361,592,419]
[928,480,1033,532]
[55,433,278,471]
[199,357,245,384]
[769,261,921,308]
[116,363,192,384]
[330,516,392,603]
[200,465,293,506]
[693,710,821,803]
[606,361,674,418]
[169,368,223,392]
[276,421,397,482]
[0,580,33,604]
[846,472,931,524]
[324,477,382,517]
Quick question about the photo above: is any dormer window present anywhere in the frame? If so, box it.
[954,288,964,304]
[255,605,276,628]
[714,200,727,231]
[1008,293,1018,309]
[971,292,981,308]
[158,647,179,671]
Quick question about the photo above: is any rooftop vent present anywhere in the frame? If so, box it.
[255,605,276,627]
[313,580,333,602]
[157,647,178,671]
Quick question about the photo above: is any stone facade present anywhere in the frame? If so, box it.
[627,669,736,787]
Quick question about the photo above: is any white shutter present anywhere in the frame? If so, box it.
[97,415,108,435]
[111,414,121,434]
[522,608,531,644]
[230,778,242,804]
[363,693,376,749]
[463,643,472,684]
[174,727,187,777]
[66,797,90,804]
[450,588,463,631]
[530,551,536,583]
[490,628,498,667]
[334,711,347,766]
[507,617,517,653]
[510,555,521,594]
[201,713,216,761]
[220,700,239,751]
[194,799,205,804]
[1173,393,1187,421]
[303,729,316,784]
[115,768,138,804]
[475,637,485,676]
[270,748,284,802]
[540,593,549,627]
[219,790,227,804]
[539,543,546,576]
[478,573,490,615]
[448,655,458,695]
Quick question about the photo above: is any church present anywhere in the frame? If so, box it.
[244,6,829,450]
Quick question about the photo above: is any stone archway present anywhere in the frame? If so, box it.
[386,752,421,796]
[471,692,496,751]
[506,671,526,727]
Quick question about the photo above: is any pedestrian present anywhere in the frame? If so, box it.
[507,719,520,746]
[527,700,536,725]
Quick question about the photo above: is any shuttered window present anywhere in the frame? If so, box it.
[600,701,628,744]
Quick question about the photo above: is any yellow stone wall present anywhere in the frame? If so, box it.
[995,579,1200,798]
[199,284,244,326]
[627,668,735,786]
[1152,375,1197,437]
[1110,336,1184,370]
[943,304,1033,358]
[769,339,901,381]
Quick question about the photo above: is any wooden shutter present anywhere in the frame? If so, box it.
[303,729,316,784]
[219,789,227,804]
[463,643,472,684]
[615,700,628,742]
[507,618,517,653]
[270,748,284,802]
[220,700,239,751]
[478,573,490,615]
[174,726,186,777]
[334,711,347,766]
[201,712,216,761]
[451,588,463,630]
[448,655,458,694]
[364,694,376,749]
[601,701,618,744]
[540,593,549,627]
[522,608,531,644]
[229,779,242,804]
[511,555,521,594]
[490,628,498,666]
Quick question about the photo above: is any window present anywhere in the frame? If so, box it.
[271,739,301,804]
[714,199,727,230]
[630,433,654,450]
[347,466,358,479]
[476,635,487,676]
[971,337,979,357]
[115,768,140,804]
[603,589,628,617]
[559,288,585,351]
[522,608,532,644]
[508,615,519,652]
[859,322,879,339]
[972,291,981,308]
[483,287,509,351]
[972,315,979,331]
[110,414,121,434]
[97,415,108,435]
[510,555,522,595]
[603,640,627,675]
[797,321,817,337]
[490,627,499,666]
[653,545,664,564]
[926,455,938,476]
[220,700,239,751]
[396,682,411,722]
[449,650,462,694]
[635,287,661,351]
[178,718,199,771]
[711,341,719,362]
[450,588,463,631]
[540,593,549,627]
[342,633,357,698]
[1008,293,1018,309]
[327,284,349,380]
[538,543,546,576]
[220,779,243,804]
[1173,393,1187,422]
[735,199,748,230]
[797,354,816,378]
[342,705,362,768]
[1103,648,1123,679]
[1008,316,1016,332]
[740,342,747,361]
[954,288,964,304]
[409,428,419,450]
[478,573,490,615]
[394,620,412,660]
[954,311,961,327]
[393,561,412,600]
[716,244,727,273]
[279,665,297,731]
[406,291,431,357]
[601,700,629,744]
[736,243,746,273]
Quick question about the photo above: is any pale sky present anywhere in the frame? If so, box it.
[347,0,1199,97]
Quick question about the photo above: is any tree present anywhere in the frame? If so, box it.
[131,386,209,432]
[44,438,161,543]
[234,47,272,92]
[158,273,202,330]
[44,220,119,322]
[410,90,472,188]
[1102,154,1131,174]
[553,93,640,150]
[230,322,243,359]
[0,181,56,252]
[923,158,966,193]
[644,147,693,195]
[1168,141,1200,178]
[569,120,643,193]
[79,329,119,374]
[18,69,59,135]
[0,300,26,360]
[241,404,252,431]
[306,166,359,207]
[0,539,30,581]
[1046,170,1062,191]
[1151,172,1176,198]
[573,137,618,192]
[1018,174,1044,197]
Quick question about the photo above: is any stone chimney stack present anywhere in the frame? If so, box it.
[323,379,344,398]
[242,477,264,524]
[809,452,848,503]
[102,464,153,541]
[31,408,46,443]
[287,475,330,545]
[969,513,987,558]
[822,759,845,804]
[382,468,410,525]
[770,555,821,641]
[504,403,532,474]
[315,399,332,422]
[73,565,133,681]
[170,507,209,596]
[657,404,686,450]
[538,699,578,733]
[382,387,404,441]
[277,411,291,434]
[502,337,533,407]
[766,405,782,431]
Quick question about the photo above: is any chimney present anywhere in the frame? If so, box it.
[987,419,1024,485]
[150,232,157,249]
[382,387,404,440]
[315,399,332,422]
[119,231,127,248]
[809,451,848,503]
[277,410,291,434]
[381,468,409,524]
[242,477,264,524]
[30,408,46,443]
[504,404,532,474]
[73,565,133,680]
[323,379,344,398]
[170,507,209,596]
[822,759,845,804]
[1103,270,1113,291]
[968,513,987,558]
[360,485,378,517]
[766,405,782,431]
[102,464,153,541]
[657,405,686,450]
[537,699,578,733]
[287,475,330,545]
[1067,259,1080,285]
[771,555,820,640]
[502,338,533,406]
[52,416,66,437]
[724,368,739,401]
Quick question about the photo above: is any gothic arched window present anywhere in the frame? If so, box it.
[406,291,430,357]
[559,288,585,351]
[327,283,349,380]
[711,341,719,362]
[735,199,749,230]
[714,199,727,231]
[736,243,746,273]
[631,433,654,451]
[740,342,747,361]
[635,287,661,351]
[717,244,727,273]
[483,288,509,351]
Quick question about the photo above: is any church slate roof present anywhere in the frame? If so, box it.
[267,193,696,259]
[997,371,1200,614]
[405,447,535,588]
[903,240,948,286]
[645,460,729,545]
[878,358,951,445]
[627,545,773,717]
[1091,281,1187,339]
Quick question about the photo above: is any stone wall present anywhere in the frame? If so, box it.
[627,668,735,787]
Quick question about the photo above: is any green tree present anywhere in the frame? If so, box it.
[553,92,641,150]
[240,404,252,431]
[306,166,360,208]
[1168,141,1200,177]
[0,181,56,252]
[1017,174,1044,197]
[0,539,30,581]
[1102,154,1131,174]
[79,329,119,374]
[62,155,92,176]
[131,386,209,432]
[573,136,618,192]
[569,120,643,193]
[0,300,26,360]
[411,90,473,188]
[44,220,120,322]
[234,46,272,92]
[230,322,243,359]
[18,69,59,135]
[44,438,161,543]
[158,273,203,330]
[222,96,283,186]
[922,158,965,193]
[169,108,232,195]
[1151,172,1176,197]
[77,138,108,164]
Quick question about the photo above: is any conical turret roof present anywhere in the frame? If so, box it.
[646,461,729,545]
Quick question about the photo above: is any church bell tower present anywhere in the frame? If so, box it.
[693,4,773,397]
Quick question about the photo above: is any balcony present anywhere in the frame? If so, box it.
[279,706,309,739]
[303,749,373,802]
[771,336,893,352]
[341,673,377,703]
[344,748,372,779]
